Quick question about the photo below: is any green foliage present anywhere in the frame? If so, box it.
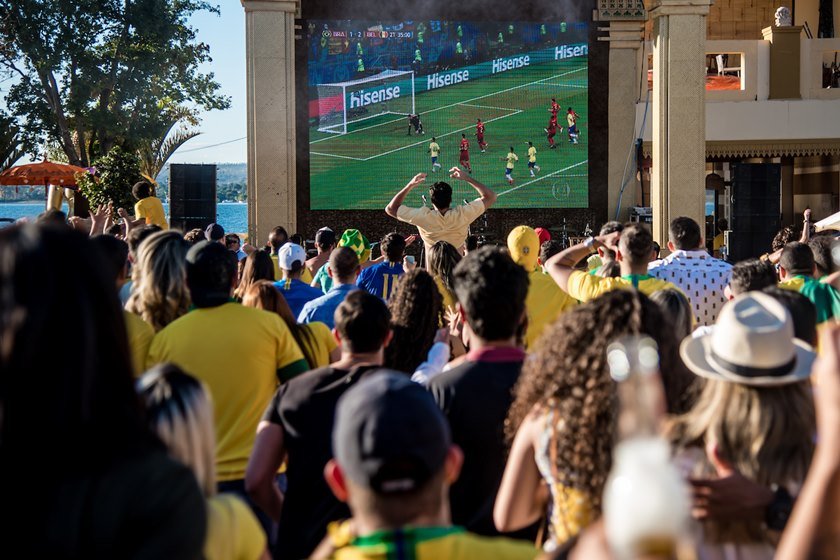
[0,112,32,172]
[0,0,230,166]
[77,146,142,210]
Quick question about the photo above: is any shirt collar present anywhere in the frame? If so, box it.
[665,249,711,260]
[466,346,526,363]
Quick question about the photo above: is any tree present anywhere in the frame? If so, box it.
[76,146,142,210]
[0,0,230,167]
[138,109,201,184]
[0,112,31,172]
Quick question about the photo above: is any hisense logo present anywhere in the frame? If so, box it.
[427,70,469,90]
[555,44,589,60]
[492,55,530,74]
[348,86,401,108]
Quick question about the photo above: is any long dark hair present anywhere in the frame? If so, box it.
[384,270,444,374]
[0,224,157,467]
[427,241,461,294]
[234,249,275,300]
[242,280,319,369]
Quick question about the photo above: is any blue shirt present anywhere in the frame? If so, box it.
[356,261,404,300]
[297,283,359,329]
[274,279,325,319]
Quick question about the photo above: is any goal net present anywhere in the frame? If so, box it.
[316,70,415,135]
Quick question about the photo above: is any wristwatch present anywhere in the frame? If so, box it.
[584,236,596,249]
[765,485,794,531]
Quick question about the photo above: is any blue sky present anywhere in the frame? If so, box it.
[170,4,247,164]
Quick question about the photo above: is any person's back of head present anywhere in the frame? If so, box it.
[669,216,702,251]
[234,249,275,300]
[128,230,191,330]
[186,240,237,308]
[127,224,163,259]
[90,234,129,286]
[540,239,564,264]
[380,232,406,263]
[772,226,796,252]
[650,289,694,342]
[184,228,204,246]
[729,258,777,296]
[452,246,528,342]
[618,223,654,268]
[0,224,151,465]
[464,235,479,253]
[599,221,624,260]
[36,209,67,226]
[330,246,360,284]
[428,241,462,292]
[315,227,337,252]
[507,226,540,272]
[429,182,452,211]
[328,371,456,528]
[780,241,815,278]
[290,233,304,247]
[269,226,289,252]
[132,181,153,200]
[385,269,444,374]
[808,236,835,277]
[762,286,818,346]
[137,363,216,496]
[334,291,392,353]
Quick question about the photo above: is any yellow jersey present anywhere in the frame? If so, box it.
[429,142,441,157]
[205,494,266,560]
[505,152,519,169]
[524,270,577,349]
[146,302,306,481]
[527,146,537,163]
[123,309,154,377]
[271,254,313,284]
[300,321,339,368]
[134,196,168,229]
[566,270,682,302]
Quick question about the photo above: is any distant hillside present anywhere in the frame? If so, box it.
[156,163,247,202]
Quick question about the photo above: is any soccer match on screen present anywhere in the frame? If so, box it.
[307,20,589,210]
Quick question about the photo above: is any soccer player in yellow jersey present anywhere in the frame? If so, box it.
[427,137,442,172]
[526,141,540,177]
[502,146,518,185]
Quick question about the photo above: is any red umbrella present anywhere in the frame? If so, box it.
[0,159,90,188]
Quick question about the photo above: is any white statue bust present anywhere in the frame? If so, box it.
[774,7,792,27]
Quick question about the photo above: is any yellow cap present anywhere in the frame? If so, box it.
[507,226,540,272]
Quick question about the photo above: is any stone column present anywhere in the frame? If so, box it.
[241,0,298,246]
[607,22,646,223]
[761,26,802,100]
[646,0,711,245]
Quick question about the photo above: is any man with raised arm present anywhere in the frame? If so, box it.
[385,167,497,257]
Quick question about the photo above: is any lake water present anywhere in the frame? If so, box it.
[0,202,250,233]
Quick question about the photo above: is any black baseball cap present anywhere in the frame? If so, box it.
[333,370,451,494]
[205,223,225,241]
[315,227,336,246]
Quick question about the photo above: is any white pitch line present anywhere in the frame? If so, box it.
[497,159,589,196]
[457,102,519,112]
[362,110,522,161]
[541,83,588,89]
[310,66,586,144]
[311,151,366,161]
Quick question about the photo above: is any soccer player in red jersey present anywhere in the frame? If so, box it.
[544,114,560,149]
[459,133,472,174]
[475,119,487,152]
[549,97,560,117]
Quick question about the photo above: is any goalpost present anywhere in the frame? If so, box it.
[316,70,415,135]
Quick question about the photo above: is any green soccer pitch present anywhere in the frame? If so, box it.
[309,58,588,210]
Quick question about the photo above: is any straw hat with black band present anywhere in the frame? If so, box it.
[680,292,815,387]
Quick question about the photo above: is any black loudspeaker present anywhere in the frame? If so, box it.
[169,164,217,232]
[727,163,781,262]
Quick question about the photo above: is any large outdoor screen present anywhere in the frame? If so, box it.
[307,20,589,210]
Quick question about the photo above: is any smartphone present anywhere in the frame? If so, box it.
[405,255,416,265]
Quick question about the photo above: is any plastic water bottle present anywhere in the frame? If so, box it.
[603,336,694,560]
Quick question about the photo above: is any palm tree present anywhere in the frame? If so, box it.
[137,112,201,186]
[0,121,25,173]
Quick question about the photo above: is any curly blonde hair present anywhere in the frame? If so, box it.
[126,230,190,331]
[506,290,692,513]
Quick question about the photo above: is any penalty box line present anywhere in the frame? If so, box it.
[310,66,586,145]
[497,159,589,196]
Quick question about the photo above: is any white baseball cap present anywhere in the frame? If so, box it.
[277,242,306,270]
